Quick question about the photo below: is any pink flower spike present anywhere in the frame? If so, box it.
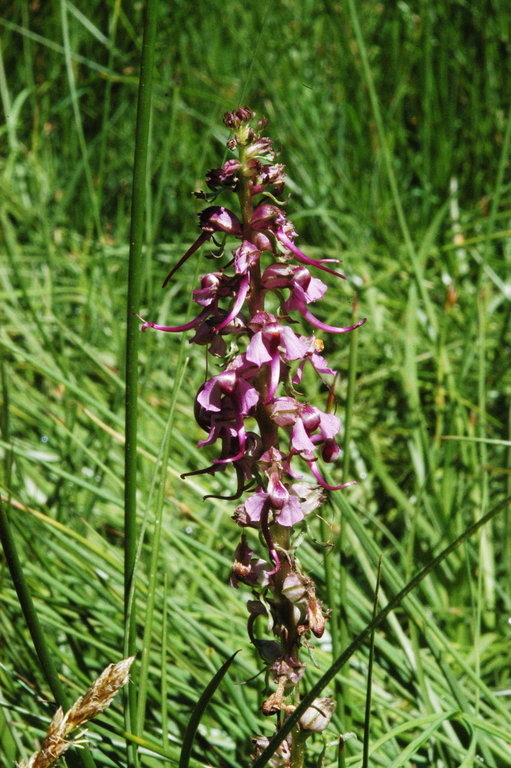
[308,461,357,491]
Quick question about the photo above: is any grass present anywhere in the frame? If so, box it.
[1,1,510,767]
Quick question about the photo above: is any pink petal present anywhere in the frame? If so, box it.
[292,419,317,453]
[276,496,304,526]
[162,231,211,288]
[318,412,341,439]
[214,275,250,331]
[244,489,268,523]
[197,379,222,412]
[308,461,357,491]
[279,326,309,360]
[246,331,272,366]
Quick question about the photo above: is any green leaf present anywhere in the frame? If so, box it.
[179,651,240,768]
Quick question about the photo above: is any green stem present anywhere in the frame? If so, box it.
[346,0,437,336]
[289,728,307,768]
[124,0,159,764]
[338,297,361,726]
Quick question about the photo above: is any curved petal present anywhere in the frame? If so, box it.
[162,231,212,288]
[276,496,304,526]
[265,352,282,403]
[138,306,210,333]
[214,275,250,331]
[279,326,309,360]
[291,419,316,453]
[276,230,346,279]
[298,305,367,335]
[308,461,357,491]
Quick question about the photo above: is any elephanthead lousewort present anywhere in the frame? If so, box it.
[140,108,365,766]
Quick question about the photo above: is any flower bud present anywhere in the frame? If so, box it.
[224,107,255,129]
[321,438,340,463]
[281,573,307,603]
[250,203,279,231]
[205,159,241,190]
[300,405,321,433]
[199,206,242,235]
[251,736,291,768]
[267,472,288,510]
[299,697,335,732]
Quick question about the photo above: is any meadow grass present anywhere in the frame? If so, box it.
[1,2,510,767]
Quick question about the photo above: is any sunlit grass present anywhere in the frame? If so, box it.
[1,2,510,767]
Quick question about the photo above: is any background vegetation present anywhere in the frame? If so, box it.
[1,1,510,766]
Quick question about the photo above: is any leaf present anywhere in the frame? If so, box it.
[179,650,240,768]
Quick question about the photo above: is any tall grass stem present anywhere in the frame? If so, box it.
[123,0,159,764]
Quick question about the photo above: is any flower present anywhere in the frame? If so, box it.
[245,312,309,401]
[242,487,304,528]
[195,370,259,463]
[251,204,346,279]
[140,109,366,742]
[162,206,242,287]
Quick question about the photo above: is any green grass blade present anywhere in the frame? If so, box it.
[361,555,382,768]
[123,0,159,764]
[179,651,240,768]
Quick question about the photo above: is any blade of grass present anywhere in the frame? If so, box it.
[123,0,159,765]
[345,0,437,336]
[179,651,239,768]
[361,555,382,768]
[136,355,189,733]
[59,0,102,240]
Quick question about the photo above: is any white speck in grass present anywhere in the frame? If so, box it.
[185,526,193,535]
[410,495,417,504]
[503,283,511,299]
[82,467,94,478]
[40,435,49,443]
[359,472,367,480]
[507,616,511,625]
[317,628,332,653]
[352,275,364,288]
[441,272,452,286]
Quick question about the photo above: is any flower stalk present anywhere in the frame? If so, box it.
[141,108,365,766]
